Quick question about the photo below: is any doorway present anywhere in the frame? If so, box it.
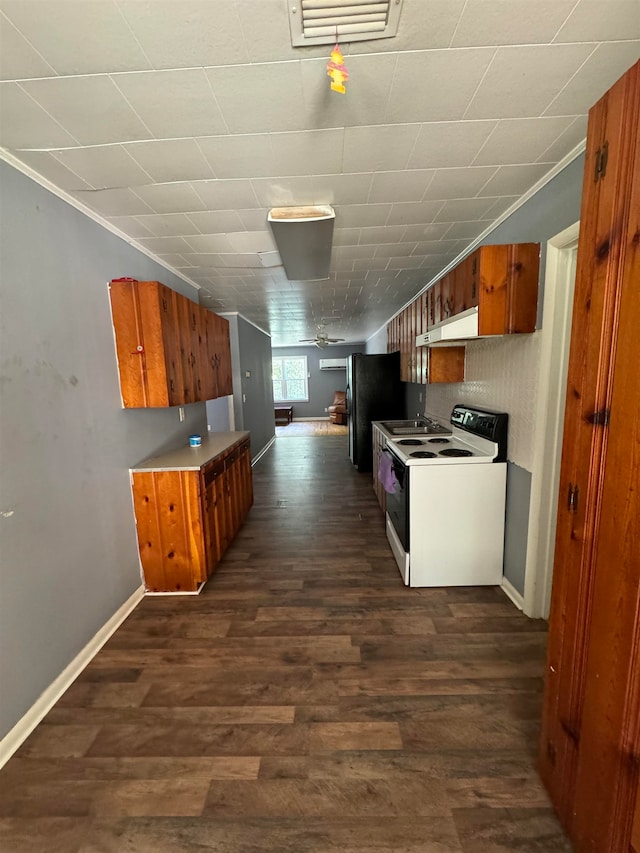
[523,222,579,619]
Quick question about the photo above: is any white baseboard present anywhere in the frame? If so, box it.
[0,584,144,769]
[501,577,525,611]
[252,435,275,465]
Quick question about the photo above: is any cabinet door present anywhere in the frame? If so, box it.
[157,283,183,407]
[427,346,465,384]
[175,292,195,404]
[440,271,454,321]
[417,293,428,384]
[131,470,206,592]
[213,314,233,397]
[202,458,226,572]
[109,279,149,408]
[456,251,479,313]
[539,60,639,847]
[197,306,216,401]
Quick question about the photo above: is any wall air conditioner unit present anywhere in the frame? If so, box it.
[319,358,347,370]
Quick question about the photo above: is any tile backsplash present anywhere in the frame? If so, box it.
[425,332,542,472]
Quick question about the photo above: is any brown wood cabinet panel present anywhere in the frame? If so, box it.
[132,437,253,593]
[539,59,640,852]
[109,279,232,408]
[428,346,465,384]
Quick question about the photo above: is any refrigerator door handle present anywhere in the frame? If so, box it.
[345,384,351,414]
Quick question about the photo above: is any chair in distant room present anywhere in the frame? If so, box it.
[328,390,347,425]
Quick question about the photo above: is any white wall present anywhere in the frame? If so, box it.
[0,162,208,740]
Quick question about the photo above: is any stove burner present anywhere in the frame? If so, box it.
[410,451,437,458]
[398,439,423,446]
[427,437,450,444]
[439,448,474,457]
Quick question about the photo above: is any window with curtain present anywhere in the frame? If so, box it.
[272,355,309,402]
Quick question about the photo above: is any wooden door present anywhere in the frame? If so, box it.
[539,59,639,851]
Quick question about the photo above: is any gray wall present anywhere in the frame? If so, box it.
[236,314,276,458]
[0,162,210,739]
[272,343,366,418]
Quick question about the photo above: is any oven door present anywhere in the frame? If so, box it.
[384,447,411,584]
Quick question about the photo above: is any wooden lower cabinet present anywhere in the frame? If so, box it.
[372,424,386,511]
[131,436,253,593]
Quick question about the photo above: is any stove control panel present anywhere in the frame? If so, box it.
[450,405,508,461]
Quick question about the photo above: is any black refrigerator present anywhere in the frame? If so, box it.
[346,352,405,472]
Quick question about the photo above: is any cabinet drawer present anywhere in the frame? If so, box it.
[203,458,225,486]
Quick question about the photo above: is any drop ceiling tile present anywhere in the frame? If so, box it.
[155,254,193,268]
[234,0,330,62]
[237,209,270,231]
[400,223,453,242]
[113,69,228,138]
[343,125,421,173]
[197,134,273,179]
[0,82,78,148]
[482,196,521,220]
[185,234,234,253]
[435,198,496,222]
[350,0,465,53]
[189,210,247,234]
[375,243,420,259]
[425,166,498,200]
[206,63,307,133]
[117,0,250,68]
[124,140,214,183]
[554,0,640,42]
[332,228,362,246]
[385,48,495,123]
[353,258,391,271]
[407,121,498,169]
[450,0,577,47]
[136,235,194,254]
[444,219,495,239]
[107,216,156,238]
[53,145,152,190]
[1,0,152,74]
[190,183,261,217]
[299,54,398,130]
[472,116,576,165]
[464,44,595,119]
[0,14,57,79]
[10,150,91,190]
[537,116,588,162]
[133,183,206,214]
[134,213,197,237]
[476,163,554,197]
[384,201,445,226]
[334,204,392,228]
[312,173,373,205]
[544,42,640,116]
[70,187,154,217]
[357,225,409,246]
[182,253,225,268]
[20,76,152,145]
[218,253,264,268]
[387,256,426,269]
[270,129,344,177]
[369,170,435,203]
[226,231,275,253]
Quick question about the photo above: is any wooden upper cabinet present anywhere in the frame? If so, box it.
[424,243,539,335]
[109,278,232,408]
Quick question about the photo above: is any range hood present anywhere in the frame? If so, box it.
[415,306,479,346]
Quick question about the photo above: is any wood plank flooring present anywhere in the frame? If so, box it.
[0,435,571,852]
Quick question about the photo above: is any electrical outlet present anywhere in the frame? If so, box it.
[178,407,185,422]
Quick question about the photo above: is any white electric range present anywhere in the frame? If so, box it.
[383,405,508,587]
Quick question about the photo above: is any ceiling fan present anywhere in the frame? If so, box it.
[299,325,345,348]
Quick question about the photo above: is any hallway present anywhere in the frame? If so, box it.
[0,435,570,852]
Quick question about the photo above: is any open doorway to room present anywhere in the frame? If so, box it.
[524,223,579,619]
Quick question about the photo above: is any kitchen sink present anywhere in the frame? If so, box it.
[381,420,435,435]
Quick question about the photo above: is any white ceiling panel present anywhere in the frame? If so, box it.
[544,41,640,116]
[1,0,638,345]
[343,124,421,173]
[116,0,250,69]
[0,13,56,80]
[20,75,153,145]
[0,0,152,75]
[124,140,215,183]
[450,0,578,47]
[53,145,152,190]
[464,44,596,119]
[554,0,640,43]
[385,48,496,124]
[113,70,229,138]
[472,116,578,166]
[0,82,78,148]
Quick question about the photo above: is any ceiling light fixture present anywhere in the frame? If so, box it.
[268,205,335,281]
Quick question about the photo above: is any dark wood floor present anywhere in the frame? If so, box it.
[0,435,571,852]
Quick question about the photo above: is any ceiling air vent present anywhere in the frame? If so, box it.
[288,0,403,47]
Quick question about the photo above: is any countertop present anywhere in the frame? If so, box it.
[131,431,250,472]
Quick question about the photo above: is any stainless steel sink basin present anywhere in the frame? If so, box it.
[381,420,433,435]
